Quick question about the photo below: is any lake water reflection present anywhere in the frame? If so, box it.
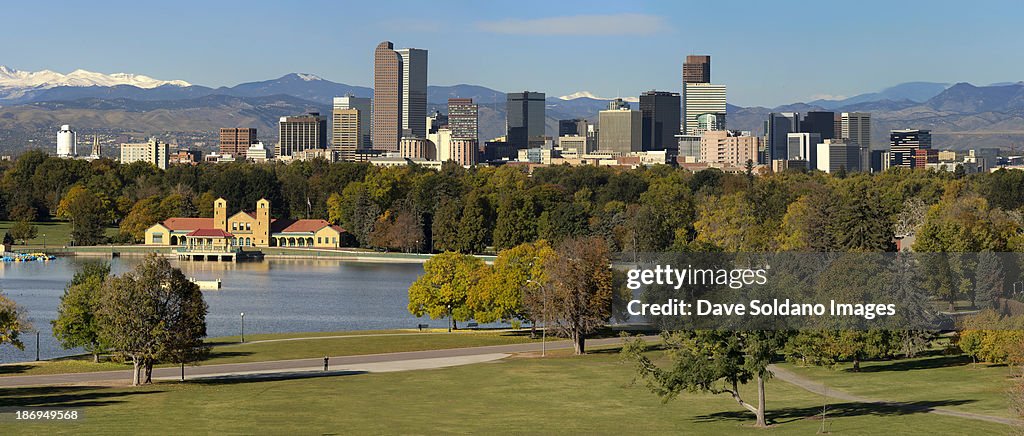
[0,256,457,363]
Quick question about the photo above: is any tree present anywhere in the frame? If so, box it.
[57,185,107,246]
[52,262,111,362]
[543,236,613,354]
[493,191,537,251]
[119,197,165,242]
[431,197,463,252]
[0,290,29,349]
[624,330,790,427]
[96,255,208,385]
[470,241,555,330]
[408,252,484,332]
[2,232,13,246]
[9,220,37,244]
[975,251,1005,310]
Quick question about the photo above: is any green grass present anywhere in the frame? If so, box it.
[0,220,118,249]
[0,329,543,377]
[0,348,1010,435]
[780,351,1017,418]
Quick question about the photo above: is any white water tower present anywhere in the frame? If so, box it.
[56,124,77,157]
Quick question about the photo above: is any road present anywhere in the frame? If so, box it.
[0,335,649,388]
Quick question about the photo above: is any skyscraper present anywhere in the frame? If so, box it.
[682,83,726,135]
[889,129,932,168]
[56,124,77,157]
[506,91,545,149]
[764,113,800,163]
[558,119,589,137]
[598,108,641,154]
[332,109,361,161]
[278,113,327,157]
[841,112,871,150]
[333,95,371,150]
[683,55,711,84]
[639,90,681,152]
[373,41,402,152]
[801,111,836,141]
[219,128,257,158]
[396,47,428,138]
[448,98,479,141]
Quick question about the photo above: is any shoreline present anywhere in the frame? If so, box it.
[19,245,497,264]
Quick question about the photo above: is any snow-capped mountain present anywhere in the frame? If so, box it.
[558,91,639,103]
[0,65,191,92]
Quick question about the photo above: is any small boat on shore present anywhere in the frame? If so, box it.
[189,278,222,290]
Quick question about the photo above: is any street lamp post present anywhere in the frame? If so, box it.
[541,283,547,357]
[41,233,46,250]
[240,312,245,343]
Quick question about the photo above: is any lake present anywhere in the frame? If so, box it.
[0,256,458,363]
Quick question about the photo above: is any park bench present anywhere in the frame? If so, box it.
[417,323,429,331]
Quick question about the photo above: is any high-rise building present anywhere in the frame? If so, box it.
[801,111,836,141]
[506,91,545,149]
[278,113,327,157]
[332,109,362,161]
[56,124,77,157]
[683,55,711,84]
[682,83,726,135]
[700,130,760,166]
[841,112,871,150]
[598,109,641,154]
[120,137,169,170]
[396,47,427,138]
[427,111,448,134]
[333,95,371,150]
[219,128,257,158]
[639,91,681,152]
[696,113,726,134]
[400,137,436,160]
[764,113,800,163]
[450,139,477,166]
[448,98,478,141]
[608,98,630,110]
[786,132,821,162]
[373,41,402,152]
[558,119,589,137]
[889,129,932,168]
[816,139,865,173]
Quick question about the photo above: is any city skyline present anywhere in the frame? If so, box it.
[4,0,1023,107]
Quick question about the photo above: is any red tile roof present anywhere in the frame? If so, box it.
[163,217,215,231]
[186,228,234,238]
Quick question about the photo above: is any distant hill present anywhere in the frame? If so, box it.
[808,82,951,109]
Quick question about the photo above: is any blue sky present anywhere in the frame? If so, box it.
[3,0,1022,107]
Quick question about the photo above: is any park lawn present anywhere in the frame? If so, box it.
[779,352,1017,418]
[0,329,543,377]
[0,220,119,248]
[0,348,1009,435]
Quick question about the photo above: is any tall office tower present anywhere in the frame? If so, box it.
[841,112,871,150]
[332,109,361,161]
[682,83,727,135]
[639,91,681,152]
[764,113,800,163]
[558,119,589,137]
[448,98,478,141]
[278,113,327,157]
[396,47,428,138]
[373,41,402,152]
[427,111,448,134]
[786,132,821,162]
[506,91,545,149]
[683,55,711,84]
[889,129,932,168]
[801,111,836,141]
[333,95,371,149]
[56,124,77,157]
[598,108,641,154]
[696,113,726,133]
[219,128,257,157]
[816,139,865,173]
[608,98,630,110]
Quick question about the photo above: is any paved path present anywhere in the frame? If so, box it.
[769,364,1024,427]
[239,330,513,345]
[0,336,649,388]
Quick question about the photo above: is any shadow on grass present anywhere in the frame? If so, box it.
[695,399,976,425]
[847,355,971,373]
[199,351,254,362]
[0,385,161,408]
[188,370,368,386]
[0,365,33,376]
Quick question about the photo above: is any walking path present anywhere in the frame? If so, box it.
[0,336,647,388]
[769,364,1024,427]
[239,330,512,345]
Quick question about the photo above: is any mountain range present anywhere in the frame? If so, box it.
[2,66,1024,152]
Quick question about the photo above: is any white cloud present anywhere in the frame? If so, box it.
[475,14,668,36]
